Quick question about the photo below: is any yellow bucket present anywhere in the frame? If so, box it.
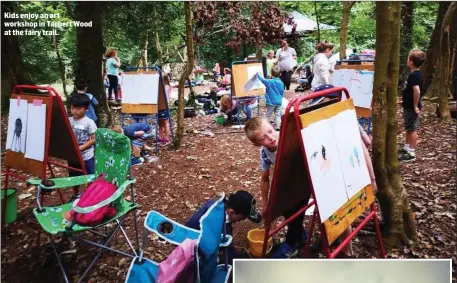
[247,229,273,257]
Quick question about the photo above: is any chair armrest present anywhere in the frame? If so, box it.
[73,179,136,214]
[143,211,200,245]
[219,235,233,247]
[27,174,97,190]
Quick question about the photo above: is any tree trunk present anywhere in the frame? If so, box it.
[1,2,33,111]
[436,2,456,119]
[422,2,451,95]
[255,44,262,61]
[53,33,69,100]
[399,1,414,83]
[448,8,457,100]
[373,1,418,248]
[174,2,195,149]
[152,5,162,65]
[339,2,355,61]
[74,2,111,126]
[314,2,321,42]
[140,33,149,67]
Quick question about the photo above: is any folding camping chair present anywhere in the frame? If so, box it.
[125,193,232,283]
[27,128,140,283]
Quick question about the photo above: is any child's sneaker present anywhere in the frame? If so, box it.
[131,157,144,166]
[399,152,416,162]
[142,133,155,139]
[160,139,171,147]
[271,242,298,258]
[397,148,408,155]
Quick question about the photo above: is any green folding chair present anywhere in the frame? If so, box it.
[27,128,140,283]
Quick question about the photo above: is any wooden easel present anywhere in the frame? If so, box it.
[2,85,85,230]
[120,65,174,155]
[261,87,386,258]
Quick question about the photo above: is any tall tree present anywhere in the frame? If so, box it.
[1,2,32,110]
[436,2,456,119]
[373,1,417,247]
[175,2,195,148]
[399,2,414,82]
[339,1,356,61]
[421,2,451,95]
[74,2,111,126]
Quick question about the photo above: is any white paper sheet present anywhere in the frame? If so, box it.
[301,119,348,222]
[121,73,160,104]
[24,103,47,161]
[330,109,371,198]
[246,66,266,91]
[331,69,374,108]
[6,99,28,153]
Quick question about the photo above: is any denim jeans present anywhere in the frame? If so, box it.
[243,101,258,120]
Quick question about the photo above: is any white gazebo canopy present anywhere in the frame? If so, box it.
[284,10,337,34]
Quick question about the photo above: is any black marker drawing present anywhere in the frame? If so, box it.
[10,118,23,152]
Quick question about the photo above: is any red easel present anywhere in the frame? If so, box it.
[262,87,386,258]
[2,85,85,236]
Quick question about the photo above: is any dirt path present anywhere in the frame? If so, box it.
[1,97,455,282]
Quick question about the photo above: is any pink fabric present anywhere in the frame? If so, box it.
[156,239,197,283]
[69,175,117,226]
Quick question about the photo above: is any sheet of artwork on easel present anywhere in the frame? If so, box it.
[332,69,374,109]
[330,109,371,198]
[122,73,160,104]
[6,99,28,154]
[24,101,47,162]
[245,65,266,92]
[301,119,348,222]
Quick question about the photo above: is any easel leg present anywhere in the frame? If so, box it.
[371,203,386,257]
[302,206,317,258]
[47,163,65,204]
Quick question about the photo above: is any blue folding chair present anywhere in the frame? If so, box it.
[125,194,232,283]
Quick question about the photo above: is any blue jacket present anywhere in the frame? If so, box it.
[257,74,284,106]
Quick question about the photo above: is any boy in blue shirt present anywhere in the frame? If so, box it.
[74,80,99,123]
[256,66,284,130]
[185,190,262,263]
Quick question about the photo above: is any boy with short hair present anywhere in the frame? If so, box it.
[74,80,99,123]
[244,117,307,258]
[256,66,285,130]
[399,50,426,162]
[68,94,97,197]
[185,190,262,263]
[109,123,155,166]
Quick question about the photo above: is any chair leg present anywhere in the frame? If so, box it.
[50,236,70,283]
[116,219,137,256]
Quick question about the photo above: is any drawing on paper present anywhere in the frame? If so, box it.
[320,145,330,173]
[353,147,360,166]
[11,118,23,151]
[6,99,28,154]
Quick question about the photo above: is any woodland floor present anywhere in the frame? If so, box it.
[1,85,456,282]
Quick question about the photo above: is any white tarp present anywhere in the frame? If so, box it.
[284,11,337,34]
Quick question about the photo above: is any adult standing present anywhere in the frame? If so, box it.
[105,49,121,102]
[311,41,335,91]
[276,39,297,90]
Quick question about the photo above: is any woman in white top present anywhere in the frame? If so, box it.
[276,39,297,90]
[311,41,334,91]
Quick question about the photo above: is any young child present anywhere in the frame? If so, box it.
[399,50,426,162]
[68,94,97,198]
[222,68,232,86]
[109,123,155,166]
[74,80,99,123]
[213,62,221,82]
[185,190,262,264]
[244,117,307,258]
[218,95,239,123]
[158,74,172,146]
[256,66,284,130]
[266,50,276,78]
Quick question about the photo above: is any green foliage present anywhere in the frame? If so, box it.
[412,2,439,50]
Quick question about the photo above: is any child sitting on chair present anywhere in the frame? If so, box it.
[109,123,155,166]
[185,190,262,264]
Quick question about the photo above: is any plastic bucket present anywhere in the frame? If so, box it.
[247,229,273,257]
[1,188,17,225]
[215,115,225,125]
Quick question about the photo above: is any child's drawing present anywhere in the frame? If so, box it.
[320,145,330,173]
[6,99,28,154]
[353,146,360,166]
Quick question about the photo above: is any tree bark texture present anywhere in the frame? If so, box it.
[436,2,456,119]
[1,2,32,111]
[74,2,111,126]
[152,5,162,65]
[422,2,451,95]
[53,34,69,100]
[314,2,321,43]
[339,2,355,61]
[399,2,414,83]
[175,2,195,149]
[373,1,418,248]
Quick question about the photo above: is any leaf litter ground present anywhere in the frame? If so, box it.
[1,94,456,282]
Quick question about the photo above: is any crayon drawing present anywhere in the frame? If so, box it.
[6,99,28,154]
